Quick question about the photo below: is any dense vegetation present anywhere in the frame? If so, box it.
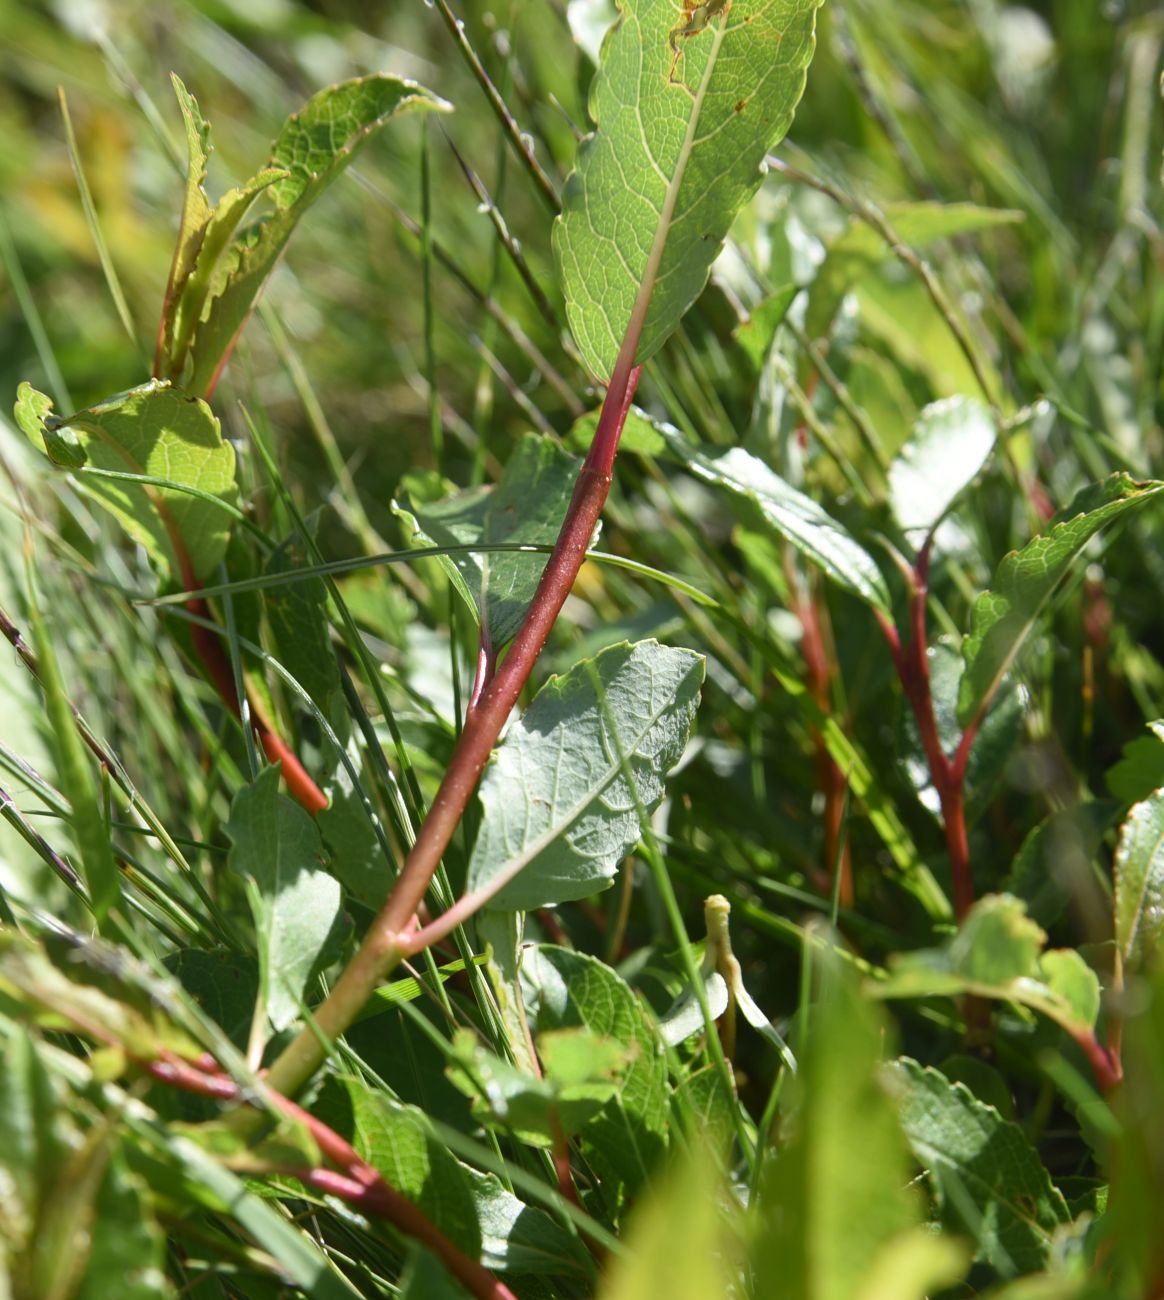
[1,1,1163,1297]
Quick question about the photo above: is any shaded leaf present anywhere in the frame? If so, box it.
[522,945,670,1209]
[165,949,260,1050]
[463,1168,595,1279]
[263,535,341,712]
[313,1075,482,1258]
[889,396,996,538]
[959,474,1164,726]
[224,766,342,1032]
[1003,802,1118,927]
[398,1246,470,1300]
[1106,721,1164,803]
[663,431,891,611]
[467,640,703,911]
[395,435,579,650]
[898,639,1023,827]
[554,0,823,379]
[890,1058,1071,1274]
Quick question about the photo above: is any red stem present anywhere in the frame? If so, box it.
[146,1056,516,1300]
[261,368,642,1097]
[186,594,328,815]
[797,579,852,906]
[879,544,975,921]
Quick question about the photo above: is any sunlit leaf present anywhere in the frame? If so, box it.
[15,380,238,583]
[467,639,703,911]
[663,431,891,612]
[554,0,823,379]
[1114,787,1164,972]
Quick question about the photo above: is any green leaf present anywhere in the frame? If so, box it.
[0,1029,66,1258]
[144,1123,360,1298]
[566,404,666,457]
[522,945,670,1209]
[448,1026,629,1145]
[74,1146,172,1300]
[734,285,800,370]
[888,397,996,538]
[807,202,1024,339]
[663,431,891,612]
[596,1145,729,1300]
[395,435,580,650]
[166,949,261,1049]
[184,76,450,396]
[898,639,1023,827]
[224,766,342,1032]
[27,588,121,927]
[263,535,341,712]
[16,380,238,583]
[462,1167,595,1279]
[1003,802,1118,927]
[156,75,212,366]
[890,1058,1071,1274]
[877,893,1102,1037]
[0,931,206,1061]
[1114,787,1164,972]
[467,640,704,911]
[753,958,920,1300]
[398,1246,470,1300]
[313,1076,482,1258]
[959,474,1164,726]
[554,0,823,380]
[1106,721,1164,803]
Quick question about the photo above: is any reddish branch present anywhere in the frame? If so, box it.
[185,593,328,814]
[877,541,977,921]
[147,1053,517,1300]
[797,578,853,907]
